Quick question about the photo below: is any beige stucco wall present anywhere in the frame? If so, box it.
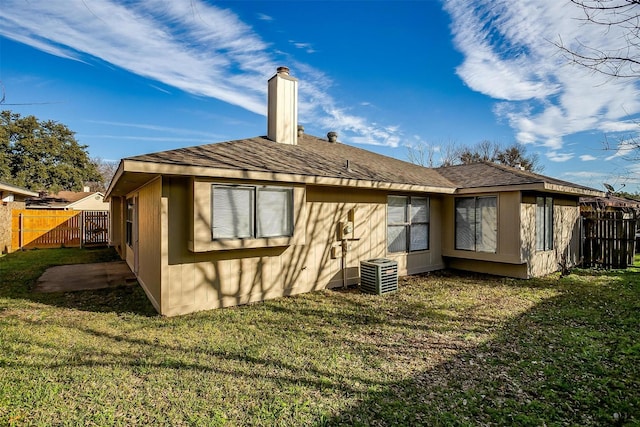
[521,195,581,278]
[441,192,581,278]
[155,179,443,316]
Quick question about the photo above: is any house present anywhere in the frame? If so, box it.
[106,67,603,316]
[0,181,39,253]
[27,188,109,211]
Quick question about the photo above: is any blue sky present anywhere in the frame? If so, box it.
[1,0,639,192]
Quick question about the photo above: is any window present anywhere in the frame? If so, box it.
[126,198,134,247]
[211,185,293,240]
[455,196,497,253]
[387,196,429,253]
[536,196,553,250]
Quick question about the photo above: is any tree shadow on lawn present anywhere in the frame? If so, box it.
[0,247,157,316]
[28,285,158,316]
[320,268,640,426]
[1,263,638,425]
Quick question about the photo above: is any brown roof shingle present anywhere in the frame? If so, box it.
[128,134,457,190]
[436,162,598,192]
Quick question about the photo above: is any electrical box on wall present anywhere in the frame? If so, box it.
[331,246,342,259]
[338,221,354,240]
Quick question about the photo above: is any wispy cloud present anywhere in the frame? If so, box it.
[289,40,316,54]
[85,120,224,138]
[0,0,400,147]
[605,140,638,160]
[256,13,273,21]
[443,0,640,155]
[579,154,597,161]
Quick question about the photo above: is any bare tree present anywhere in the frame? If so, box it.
[406,139,459,167]
[439,139,460,167]
[459,140,501,164]
[406,142,436,167]
[86,157,119,192]
[557,0,640,78]
[406,138,543,172]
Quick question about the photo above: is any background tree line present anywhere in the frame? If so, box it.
[0,110,117,193]
[406,139,544,172]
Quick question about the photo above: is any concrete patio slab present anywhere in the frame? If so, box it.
[35,261,137,293]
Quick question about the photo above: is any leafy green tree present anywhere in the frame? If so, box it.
[0,110,100,192]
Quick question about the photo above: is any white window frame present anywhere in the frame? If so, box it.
[211,184,294,240]
[387,196,429,253]
[454,196,498,253]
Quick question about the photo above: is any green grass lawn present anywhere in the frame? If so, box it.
[1,248,638,426]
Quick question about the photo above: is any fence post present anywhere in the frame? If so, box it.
[19,212,23,250]
[80,211,84,249]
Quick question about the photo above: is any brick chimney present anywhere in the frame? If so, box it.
[267,66,298,145]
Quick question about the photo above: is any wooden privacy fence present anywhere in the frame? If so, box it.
[582,211,637,269]
[11,209,109,251]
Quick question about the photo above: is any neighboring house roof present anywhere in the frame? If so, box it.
[437,162,602,196]
[580,195,640,213]
[107,135,603,199]
[0,181,39,199]
[108,134,459,197]
[27,191,106,209]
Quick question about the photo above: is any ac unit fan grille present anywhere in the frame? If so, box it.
[360,259,398,295]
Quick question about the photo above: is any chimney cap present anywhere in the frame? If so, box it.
[276,66,290,75]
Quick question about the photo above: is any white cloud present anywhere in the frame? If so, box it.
[579,154,597,161]
[256,13,273,21]
[605,140,638,160]
[0,0,399,147]
[546,151,574,162]
[444,0,640,157]
[289,40,316,54]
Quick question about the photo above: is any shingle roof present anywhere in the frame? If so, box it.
[436,162,598,192]
[27,191,102,208]
[128,134,457,190]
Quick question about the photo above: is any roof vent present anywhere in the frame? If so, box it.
[327,131,338,143]
[297,125,304,137]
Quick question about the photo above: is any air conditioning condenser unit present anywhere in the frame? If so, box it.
[360,258,398,295]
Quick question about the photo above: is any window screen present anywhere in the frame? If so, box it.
[257,187,293,238]
[387,196,429,253]
[455,196,497,253]
[212,186,254,239]
[211,184,293,240]
[536,196,553,250]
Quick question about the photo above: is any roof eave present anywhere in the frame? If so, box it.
[454,182,604,197]
[110,159,457,195]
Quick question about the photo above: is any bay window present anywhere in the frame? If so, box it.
[455,196,497,253]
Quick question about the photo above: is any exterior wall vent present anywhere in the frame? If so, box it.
[360,258,398,295]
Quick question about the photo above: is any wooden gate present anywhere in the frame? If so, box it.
[582,211,637,269]
[11,209,109,251]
